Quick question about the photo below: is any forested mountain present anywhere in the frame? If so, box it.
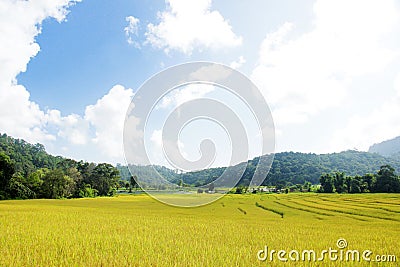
[0,133,119,199]
[2,132,399,198]
[119,150,400,188]
[369,136,400,157]
[0,133,62,176]
[117,164,179,189]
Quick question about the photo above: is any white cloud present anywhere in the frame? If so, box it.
[124,15,140,48]
[0,0,80,144]
[156,84,214,109]
[330,97,400,152]
[252,0,400,127]
[394,72,400,97]
[0,0,80,83]
[145,0,242,54]
[330,70,400,151]
[0,0,134,163]
[150,129,162,147]
[47,110,89,145]
[230,56,246,70]
[84,85,134,160]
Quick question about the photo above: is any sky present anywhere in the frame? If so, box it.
[1,0,400,167]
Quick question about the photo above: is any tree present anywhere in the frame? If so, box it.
[361,173,375,192]
[41,169,74,199]
[26,168,46,194]
[303,181,312,192]
[89,163,120,196]
[320,173,334,193]
[333,172,346,193]
[78,184,97,198]
[0,152,15,198]
[349,176,361,193]
[130,175,138,192]
[65,167,82,197]
[7,172,35,199]
[374,165,400,193]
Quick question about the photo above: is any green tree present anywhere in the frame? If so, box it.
[303,181,312,192]
[7,172,35,199]
[78,184,97,198]
[130,175,138,192]
[65,167,82,197]
[320,173,334,193]
[374,165,400,193]
[26,168,47,194]
[89,163,120,196]
[41,169,74,199]
[0,152,15,198]
[349,176,361,193]
[333,172,346,193]
[361,173,375,192]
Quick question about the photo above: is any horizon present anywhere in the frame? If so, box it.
[1,131,393,170]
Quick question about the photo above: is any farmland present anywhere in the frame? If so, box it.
[0,193,399,266]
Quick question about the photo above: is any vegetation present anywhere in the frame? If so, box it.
[0,133,119,199]
[118,151,400,189]
[0,194,398,266]
[320,165,400,193]
[3,132,400,199]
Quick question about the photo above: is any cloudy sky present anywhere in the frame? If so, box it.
[1,0,400,166]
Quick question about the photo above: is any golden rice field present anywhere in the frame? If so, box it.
[0,193,399,266]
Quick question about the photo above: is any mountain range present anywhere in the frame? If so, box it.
[2,132,400,188]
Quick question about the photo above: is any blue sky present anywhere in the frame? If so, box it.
[1,0,400,166]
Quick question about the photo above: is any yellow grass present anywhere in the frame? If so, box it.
[0,193,399,266]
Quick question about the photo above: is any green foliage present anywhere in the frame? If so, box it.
[41,169,74,199]
[116,164,178,189]
[78,184,97,198]
[125,150,400,188]
[130,175,138,192]
[7,172,36,199]
[320,173,334,193]
[374,165,400,193]
[319,165,400,193]
[0,133,120,199]
[87,163,120,196]
[0,133,61,176]
[263,151,400,186]
[0,152,15,198]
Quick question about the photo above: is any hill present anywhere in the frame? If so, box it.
[0,133,119,199]
[119,150,400,187]
[0,133,63,176]
[369,136,400,157]
[2,132,399,190]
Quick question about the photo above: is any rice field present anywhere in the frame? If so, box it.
[0,193,399,266]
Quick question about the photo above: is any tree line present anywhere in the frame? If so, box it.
[0,134,120,199]
[319,165,400,193]
[120,151,400,189]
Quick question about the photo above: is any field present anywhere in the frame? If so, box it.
[0,193,399,266]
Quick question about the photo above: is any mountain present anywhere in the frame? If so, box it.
[0,133,120,200]
[2,132,399,189]
[119,150,400,187]
[0,133,63,176]
[369,136,400,157]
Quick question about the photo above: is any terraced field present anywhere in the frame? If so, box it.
[0,193,399,266]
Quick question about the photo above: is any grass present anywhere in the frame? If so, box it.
[0,193,399,266]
